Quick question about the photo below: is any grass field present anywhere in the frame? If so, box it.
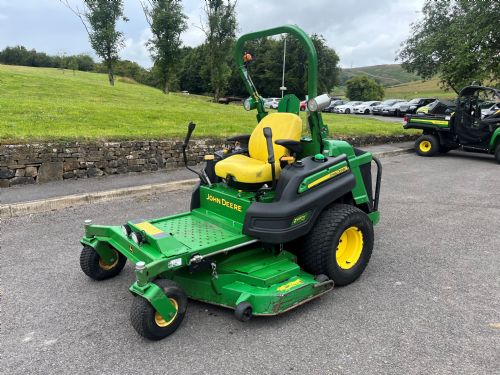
[0,65,412,143]
[341,64,421,87]
[385,78,456,99]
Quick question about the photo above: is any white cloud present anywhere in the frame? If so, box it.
[122,28,152,67]
[0,0,425,68]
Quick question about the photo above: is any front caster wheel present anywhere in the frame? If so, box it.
[235,302,253,322]
[130,279,187,340]
[80,245,126,280]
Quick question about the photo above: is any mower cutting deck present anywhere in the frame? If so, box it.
[79,24,382,340]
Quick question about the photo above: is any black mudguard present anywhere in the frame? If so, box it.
[243,154,356,243]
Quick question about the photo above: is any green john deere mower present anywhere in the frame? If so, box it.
[404,85,500,163]
[79,25,382,340]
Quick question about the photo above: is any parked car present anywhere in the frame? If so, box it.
[372,99,406,115]
[323,99,347,113]
[399,98,437,115]
[264,97,281,109]
[416,100,456,115]
[480,102,500,119]
[353,101,381,114]
[382,101,409,116]
[334,101,363,114]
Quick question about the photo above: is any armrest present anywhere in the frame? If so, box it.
[275,139,302,154]
[227,134,251,144]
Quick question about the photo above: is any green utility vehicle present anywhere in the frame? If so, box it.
[79,25,382,340]
[404,85,500,163]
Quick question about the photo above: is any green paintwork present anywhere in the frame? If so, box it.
[368,211,380,225]
[79,24,380,327]
[235,24,326,156]
[235,25,318,114]
[130,282,178,321]
[277,94,300,114]
[322,139,374,211]
[168,248,332,315]
[298,160,349,193]
[81,179,333,315]
[489,127,500,150]
[407,117,450,128]
[314,153,325,161]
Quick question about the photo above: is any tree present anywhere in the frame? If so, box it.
[345,76,384,101]
[68,57,79,74]
[178,45,211,94]
[140,0,187,94]
[59,0,127,86]
[398,0,500,93]
[201,0,237,101]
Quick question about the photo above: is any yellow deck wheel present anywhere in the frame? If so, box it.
[98,249,120,270]
[336,226,364,270]
[419,140,432,153]
[154,298,179,327]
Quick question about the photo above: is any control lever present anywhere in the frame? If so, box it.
[183,122,196,148]
[182,122,210,185]
[263,127,276,189]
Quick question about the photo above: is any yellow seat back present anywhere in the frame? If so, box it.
[249,113,302,162]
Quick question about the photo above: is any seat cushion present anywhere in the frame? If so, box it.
[215,113,302,184]
[249,113,303,162]
[215,154,275,184]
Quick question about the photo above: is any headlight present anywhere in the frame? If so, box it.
[130,232,141,245]
[307,94,331,112]
[243,97,256,111]
[121,225,131,236]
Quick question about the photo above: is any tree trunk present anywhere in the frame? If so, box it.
[163,80,169,94]
[214,86,220,102]
[107,60,115,86]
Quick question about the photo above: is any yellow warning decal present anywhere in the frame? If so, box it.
[135,222,163,236]
[308,166,349,189]
[277,279,303,292]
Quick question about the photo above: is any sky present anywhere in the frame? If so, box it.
[0,0,425,68]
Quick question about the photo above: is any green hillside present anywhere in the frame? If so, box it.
[341,64,421,87]
[0,65,413,143]
[385,78,456,99]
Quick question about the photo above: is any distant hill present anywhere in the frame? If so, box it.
[340,64,421,87]
[385,78,456,100]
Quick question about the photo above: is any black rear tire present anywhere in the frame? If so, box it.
[495,144,500,164]
[415,134,439,157]
[298,204,374,286]
[130,279,187,340]
[80,245,126,281]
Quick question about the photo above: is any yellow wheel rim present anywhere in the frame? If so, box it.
[419,140,432,153]
[336,226,364,270]
[154,298,179,327]
[98,250,119,270]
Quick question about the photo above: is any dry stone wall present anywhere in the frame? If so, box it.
[0,134,417,188]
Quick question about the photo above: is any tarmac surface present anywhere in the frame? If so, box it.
[1,151,499,374]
